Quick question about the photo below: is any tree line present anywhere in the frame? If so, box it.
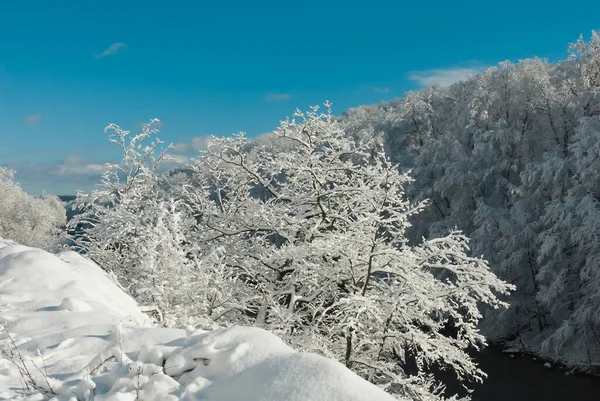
[339,31,600,369]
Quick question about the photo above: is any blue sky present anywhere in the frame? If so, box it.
[1,0,598,194]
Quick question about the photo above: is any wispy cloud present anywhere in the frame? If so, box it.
[408,65,487,88]
[55,155,104,176]
[3,156,108,195]
[1,131,209,194]
[160,135,214,169]
[264,93,290,102]
[57,161,105,176]
[364,86,390,93]
[24,114,42,126]
[171,136,211,154]
[168,154,190,164]
[95,43,127,59]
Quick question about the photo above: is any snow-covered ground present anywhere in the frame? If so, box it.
[0,240,399,401]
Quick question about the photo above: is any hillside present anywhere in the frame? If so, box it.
[337,32,600,368]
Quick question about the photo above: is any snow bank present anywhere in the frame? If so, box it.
[0,240,400,401]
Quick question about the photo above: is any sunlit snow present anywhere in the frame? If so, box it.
[0,239,399,400]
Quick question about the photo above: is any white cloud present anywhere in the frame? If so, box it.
[58,163,105,176]
[172,136,211,154]
[364,86,390,93]
[27,155,107,177]
[3,133,209,195]
[169,154,190,164]
[64,155,84,165]
[264,93,290,101]
[408,66,487,88]
[24,114,42,126]
[3,156,108,195]
[95,43,127,59]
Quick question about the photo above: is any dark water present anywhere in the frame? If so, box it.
[442,348,600,401]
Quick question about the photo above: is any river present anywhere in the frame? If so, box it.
[441,348,600,400]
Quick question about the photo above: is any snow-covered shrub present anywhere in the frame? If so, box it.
[185,104,514,399]
[68,120,217,328]
[0,167,66,250]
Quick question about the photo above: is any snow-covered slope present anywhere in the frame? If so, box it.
[0,240,400,400]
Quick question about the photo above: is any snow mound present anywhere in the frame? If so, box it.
[0,240,399,401]
[198,348,395,401]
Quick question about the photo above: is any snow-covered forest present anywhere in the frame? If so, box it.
[2,31,600,400]
[337,31,600,368]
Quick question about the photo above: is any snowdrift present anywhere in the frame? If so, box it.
[0,240,399,400]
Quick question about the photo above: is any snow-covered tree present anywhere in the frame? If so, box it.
[0,167,66,249]
[534,115,600,365]
[70,120,170,270]
[185,104,513,399]
[69,120,216,327]
[569,30,600,93]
